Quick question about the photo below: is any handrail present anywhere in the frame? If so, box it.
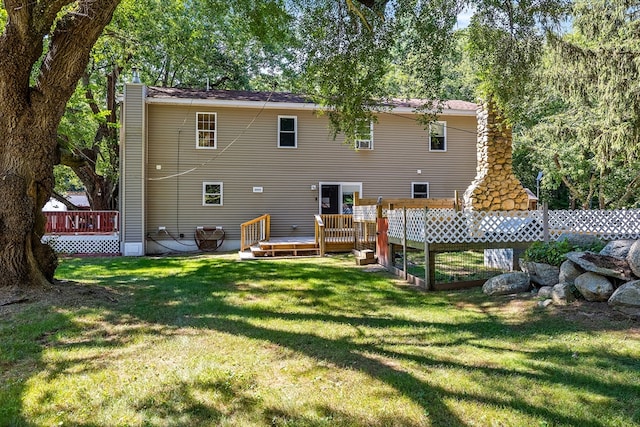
[314,214,325,256]
[240,214,270,251]
[44,210,119,234]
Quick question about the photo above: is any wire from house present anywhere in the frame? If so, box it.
[149,85,277,182]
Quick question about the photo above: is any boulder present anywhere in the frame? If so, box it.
[483,272,531,296]
[538,299,553,308]
[608,280,640,318]
[520,261,559,287]
[574,272,614,302]
[626,240,640,278]
[552,283,575,305]
[600,240,635,259]
[565,251,634,281]
[537,286,553,299]
[558,259,584,284]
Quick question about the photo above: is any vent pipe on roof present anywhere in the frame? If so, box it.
[206,77,210,91]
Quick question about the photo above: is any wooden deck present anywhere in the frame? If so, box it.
[239,237,320,259]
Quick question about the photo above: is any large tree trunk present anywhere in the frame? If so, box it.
[0,109,59,289]
[0,0,121,290]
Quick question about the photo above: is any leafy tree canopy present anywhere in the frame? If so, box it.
[517,0,640,209]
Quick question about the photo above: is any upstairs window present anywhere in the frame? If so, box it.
[412,182,429,198]
[203,182,223,206]
[429,121,446,152]
[197,112,217,149]
[278,116,297,148]
[355,119,373,150]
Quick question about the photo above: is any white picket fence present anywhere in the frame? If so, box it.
[353,206,640,244]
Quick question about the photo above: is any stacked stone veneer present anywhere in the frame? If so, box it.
[463,99,529,211]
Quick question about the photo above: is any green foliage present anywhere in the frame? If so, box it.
[0,7,6,30]
[295,0,459,142]
[515,0,640,209]
[523,239,606,266]
[109,0,295,89]
[466,0,570,122]
[53,166,84,194]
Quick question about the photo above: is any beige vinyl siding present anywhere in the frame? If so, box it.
[145,104,477,241]
[121,84,145,245]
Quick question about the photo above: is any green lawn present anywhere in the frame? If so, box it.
[1,254,638,426]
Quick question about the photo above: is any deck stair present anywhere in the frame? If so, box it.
[246,238,320,258]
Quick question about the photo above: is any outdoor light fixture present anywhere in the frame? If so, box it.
[132,67,141,84]
[310,184,317,191]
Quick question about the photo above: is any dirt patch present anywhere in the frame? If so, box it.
[0,280,120,318]
[580,252,634,276]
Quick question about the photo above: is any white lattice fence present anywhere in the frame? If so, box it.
[42,234,120,255]
[353,205,378,222]
[387,208,640,244]
[547,209,640,240]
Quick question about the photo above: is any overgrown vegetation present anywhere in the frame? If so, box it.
[523,239,606,266]
[1,254,637,426]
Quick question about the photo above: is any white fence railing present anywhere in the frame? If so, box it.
[383,208,640,244]
[353,205,379,222]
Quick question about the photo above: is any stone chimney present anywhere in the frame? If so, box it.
[463,99,529,211]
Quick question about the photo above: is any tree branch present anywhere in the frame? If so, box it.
[553,153,585,207]
[51,190,80,211]
[33,0,121,121]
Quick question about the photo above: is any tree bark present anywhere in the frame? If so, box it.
[0,0,121,290]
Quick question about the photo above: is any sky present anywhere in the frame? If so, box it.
[456,6,474,29]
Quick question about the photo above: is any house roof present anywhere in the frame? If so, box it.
[144,86,477,116]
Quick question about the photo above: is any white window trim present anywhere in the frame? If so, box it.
[196,112,217,149]
[355,120,374,150]
[429,121,447,152]
[411,182,430,198]
[202,182,223,206]
[277,115,297,148]
[318,182,363,213]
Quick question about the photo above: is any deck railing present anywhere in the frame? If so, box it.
[314,215,326,256]
[320,214,354,242]
[315,214,355,253]
[44,211,119,234]
[240,214,270,251]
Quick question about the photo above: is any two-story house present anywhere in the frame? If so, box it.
[119,83,478,255]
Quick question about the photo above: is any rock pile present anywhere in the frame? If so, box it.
[482,239,640,318]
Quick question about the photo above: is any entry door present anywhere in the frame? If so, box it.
[321,185,340,214]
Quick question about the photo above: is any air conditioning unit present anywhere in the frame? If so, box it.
[356,139,372,150]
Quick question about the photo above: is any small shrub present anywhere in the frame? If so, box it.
[523,239,606,267]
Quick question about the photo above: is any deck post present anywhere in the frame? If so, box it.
[543,202,549,243]
[403,207,408,280]
[424,207,431,290]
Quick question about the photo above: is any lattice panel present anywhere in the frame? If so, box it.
[353,205,378,222]
[406,210,426,241]
[42,235,120,255]
[387,208,640,244]
[387,210,406,240]
[547,209,640,240]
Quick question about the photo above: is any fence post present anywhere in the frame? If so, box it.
[543,202,550,243]
[424,207,431,290]
[403,207,408,280]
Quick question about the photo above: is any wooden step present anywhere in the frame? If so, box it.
[248,241,320,257]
